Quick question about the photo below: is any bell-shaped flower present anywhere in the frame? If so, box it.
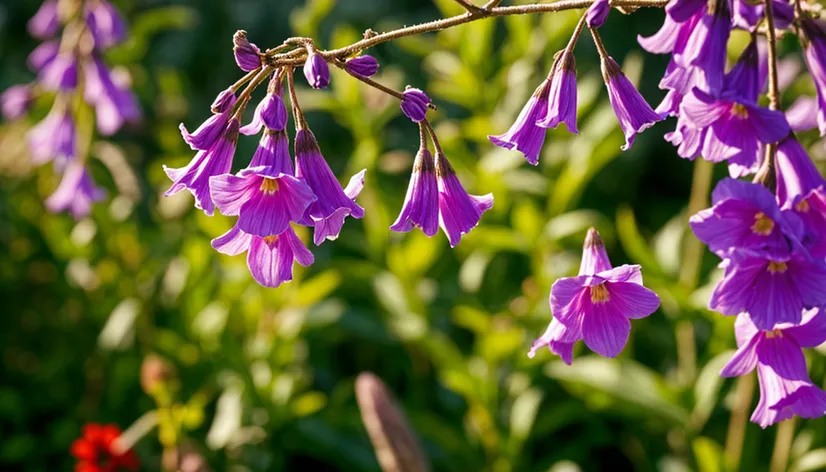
[800,19,826,136]
[83,55,140,135]
[28,104,75,166]
[435,150,494,247]
[775,135,826,257]
[586,0,610,29]
[1,84,33,120]
[240,77,287,135]
[179,89,238,151]
[45,162,106,219]
[233,30,262,72]
[488,78,551,165]
[391,144,438,237]
[400,88,431,123]
[38,52,78,91]
[601,56,664,150]
[675,0,732,94]
[537,49,579,134]
[344,55,379,77]
[303,50,330,89]
[85,0,127,49]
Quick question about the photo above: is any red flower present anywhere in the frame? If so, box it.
[70,423,140,472]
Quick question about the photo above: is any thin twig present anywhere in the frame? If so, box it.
[453,0,487,15]
[755,0,781,187]
[724,375,755,470]
[770,419,796,472]
[332,59,406,100]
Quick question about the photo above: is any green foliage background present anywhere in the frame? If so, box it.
[3,0,826,471]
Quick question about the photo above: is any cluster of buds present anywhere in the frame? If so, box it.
[1,0,139,219]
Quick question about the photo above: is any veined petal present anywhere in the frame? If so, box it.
[605,281,660,319]
[212,224,253,256]
[720,333,760,377]
[581,303,632,358]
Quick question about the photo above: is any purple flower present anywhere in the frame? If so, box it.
[28,0,60,39]
[83,55,140,135]
[250,129,293,173]
[179,90,237,151]
[344,55,379,77]
[1,84,33,120]
[28,104,75,166]
[666,0,706,23]
[529,228,660,361]
[28,40,59,72]
[690,178,802,259]
[488,79,550,165]
[240,85,287,135]
[601,56,664,150]
[786,97,818,132]
[39,53,78,91]
[710,249,826,330]
[85,0,127,49]
[401,88,431,123]
[637,7,699,55]
[586,0,610,28]
[164,118,240,215]
[775,135,826,257]
[233,30,262,72]
[733,0,794,31]
[720,312,826,428]
[390,143,438,236]
[675,0,731,94]
[537,49,578,134]
[680,88,790,177]
[212,223,314,288]
[800,19,826,136]
[211,87,237,114]
[723,38,766,103]
[45,162,106,219]
[434,150,494,247]
[303,51,330,89]
[294,128,366,245]
[210,166,316,238]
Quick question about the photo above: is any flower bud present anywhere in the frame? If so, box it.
[345,55,379,77]
[303,50,330,89]
[233,30,262,72]
[211,87,237,114]
[400,88,430,122]
[1,84,33,120]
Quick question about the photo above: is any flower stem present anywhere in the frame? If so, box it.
[724,375,755,470]
[755,0,781,187]
[770,418,796,472]
[285,67,308,130]
[332,59,406,101]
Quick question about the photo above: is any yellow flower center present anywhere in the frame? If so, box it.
[767,261,788,273]
[590,283,610,304]
[731,103,749,118]
[259,178,279,195]
[796,198,810,212]
[263,235,278,245]
[751,212,775,236]
[765,329,784,339]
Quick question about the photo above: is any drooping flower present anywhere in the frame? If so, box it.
[799,19,826,136]
[675,0,732,94]
[400,88,431,123]
[1,84,33,120]
[212,223,314,288]
[209,166,316,238]
[240,76,288,135]
[600,55,664,150]
[488,79,551,165]
[344,55,379,77]
[586,0,610,28]
[28,40,59,72]
[733,0,794,31]
[85,0,128,49]
[45,162,106,219]
[775,135,826,257]
[680,88,790,177]
[28,103,75,165]
[637,7,688,55]
[233,30,262,72]
[390,137,438,236]
[529,228,660,361]
[720,311,826,428]
[38,52,78,91]
[666,0,706,23]
[303,50,330,89]
[27,0,60,40]
[786,97,818,132]
[249,128,293,173]
[164,117,240,215]
[179,90,237,151]
[70,423,140,472]
[434,149,494,247]
[537,48,579,134]
[82,55,140,135]
[294,128,366,244]
[689,178,802,259]
[722,38,766,103]
[211,86,237,114]
[709,249,826,330]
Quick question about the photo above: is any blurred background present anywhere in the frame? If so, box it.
[2,0,826,471]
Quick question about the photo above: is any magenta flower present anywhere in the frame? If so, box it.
[675,0,731,93]
[537,49,578,134]
[82,55,140,135]
[638,8,693,55]
[45,162,106,219]
[179,90,237,151]
[28,104,75,166]
[233,30,262,72]
[786,97,818,132]
[250,129,293,173]
[85,0,127,49]
[212,224,314,288]
[488,79,550,165]
[721,312,826,428]
[401,88,431,123]
[240,87,287,135]
[294,129,366,245]
[690,178,803,259]
[39,53,78,91]
[733,0,794,31]
[164,117,240,215]
[28,0,59,39]
[800,19,826,136]
[345,55,379,77]
[586,0,610,28]
[210,166,316,238]
[28,40,59,72]
[710,250,826,330]
[211,87,237,114]
[680,88,789,177]
[666,0,706,23]
[1,84,33,120]
[722,38,765,103]
[530,228,660,361]
[775,135,826,257]
[435,150,493,247]
[303,51,330,89]
[601,56,664,150]
[391,144,438,237]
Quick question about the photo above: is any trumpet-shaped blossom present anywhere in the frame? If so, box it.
[240,88,287,135]
[345,55,379,77]
[435,150,493,247]
[488,79,551,165]
[164,117,240,215]
[179,90,237,151]
[689,178,803,259]
[391,145,438,237]
[1,84,32,120]
[250,129,293,173]
[212,224,314,288]
[722,38,766,103]
[529,228,660,361]
[675,0,731,94]
[85,0,127,49]
[800,19,826,136]
[211,87,237,114]
[82,55,140,135]
[537,49,579,134]
[28,40,59,72]
[45,162,106,220]
[303,51,330,89]
[733,0,794,32]
[720,312,826,428]
[28,0,59,40]
[39,53,78,91]
[233,30,262,72]
[294,129,366,245]
[775,135,826,257]
[28,104,75,165]
[401,88,431,123]
[601,56,664,150]
[586,0,610,29]
[709,249,826,330]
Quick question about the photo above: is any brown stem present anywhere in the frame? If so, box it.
[724,375,755,470]
[421,119,443,155]
[333,59,406,100]
[755,0,781,188]
[589,27,610,59]
[769,419,796,472]
[566,12,589,52]
[231,66,273,120]
[285,67,308,130]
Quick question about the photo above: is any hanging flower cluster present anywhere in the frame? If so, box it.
[0,0,139,219]
[166,32,492,287]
